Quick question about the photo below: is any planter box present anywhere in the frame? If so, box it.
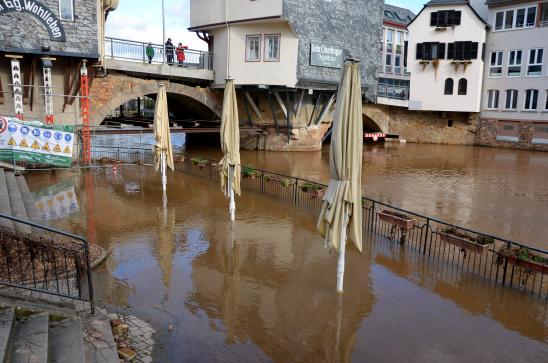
[377,211,415,231]
[440,233,491,254]
[506,255,548,274]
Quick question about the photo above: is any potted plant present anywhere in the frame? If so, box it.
[191,157,209,168]
[377,210,415,231]
[301,182,325,198]
[497,246,548,274]
[419,59,430,70]
[439,228,494,254]
[242,165,257,178]
[463,60,472,72]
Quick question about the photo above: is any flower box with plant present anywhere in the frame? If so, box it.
[301,182,325,198]
[440,228,494,254]
[242,165,257,178]
[377,210,415,231]
[497,246,548,274]
[190,157,209,168]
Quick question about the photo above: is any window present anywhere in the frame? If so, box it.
[541,3,548,27]
[396,31,403,54]
[487,90,500,109]
[497,121,520,142]
[395,54,401,74]
[264,34,280,61]
[527,48,544,76]
[386,30,394,54]
[430,10,461,27]
[508,50,522,76]
[416,42,445,60]
[458,78,467,95]
[494,6,538,31]
[59,0,74,21]
[449,41,478,60]
[524,89,539,110]
[444,78,454,95]
[385,54,392,73]
[505,89,518,109]
[489,51,503,77]
[245,35,261,62]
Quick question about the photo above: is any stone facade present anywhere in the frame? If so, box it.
[0,0,99,58]
[283,0,383,100]
[475,119,548,152]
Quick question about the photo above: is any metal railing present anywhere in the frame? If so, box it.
[88,146,548,299]
[377,83,409,100]
[0,213,95,313]
[105,37,212,70]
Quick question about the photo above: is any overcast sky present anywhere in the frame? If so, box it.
[105,1,424,51]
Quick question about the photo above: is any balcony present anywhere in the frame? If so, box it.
[189,0,283,30]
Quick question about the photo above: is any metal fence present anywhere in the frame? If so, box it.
[89,146,548,300]
[0,213,95,312]
[105,37,212,69]
[377,83,409,100]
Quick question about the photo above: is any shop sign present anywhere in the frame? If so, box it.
[0,0,66,41]
[310,43,343,69]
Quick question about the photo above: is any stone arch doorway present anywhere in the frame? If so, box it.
[90,73,222,126]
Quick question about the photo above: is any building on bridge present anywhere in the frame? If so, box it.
[188,0,383,151]
[377,4,415,108]
[0,0,116,125]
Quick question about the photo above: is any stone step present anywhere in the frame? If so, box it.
[50,317,86,363]
[0,169,14,230]
[0,308,15,363]
[10,312,50,363]
[16,175,42,225]
[4,172,31,235]
[82,313,119,363]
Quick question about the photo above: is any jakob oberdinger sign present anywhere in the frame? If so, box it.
[0,0,66,41]
[310,43,343,69]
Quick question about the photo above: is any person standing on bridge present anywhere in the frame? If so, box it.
[176,43,188,67]
[165,38,174,65]
[146,43,154,64]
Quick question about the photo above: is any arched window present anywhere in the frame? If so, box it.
[458,78,468,95]
[444,78,454,95]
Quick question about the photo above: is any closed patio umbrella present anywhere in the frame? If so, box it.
[219,79,241,222]
[317,60,363,292]
[153,83,174,192]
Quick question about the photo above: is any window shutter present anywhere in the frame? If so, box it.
[424,43,431,60]
[416,43,423,60]
[404,41,408,67]
[447,43,455,59]
[454,11,461,25]
[470,42,479,59]
[439,43,446,59]
[463,41,472,60]
[481,43,486,62]
[447,11,454,26]
[430,12,438,26]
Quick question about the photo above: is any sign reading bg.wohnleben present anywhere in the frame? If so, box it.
[0,116,74,167]
[0,0,66,41]
[310,44,343,69]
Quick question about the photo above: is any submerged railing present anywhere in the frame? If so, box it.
[89,146,548,300]
[0,213,95,312]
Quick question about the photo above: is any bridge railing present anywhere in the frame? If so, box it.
[105,37,212,70]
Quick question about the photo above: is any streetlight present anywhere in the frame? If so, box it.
[162,0,166,64]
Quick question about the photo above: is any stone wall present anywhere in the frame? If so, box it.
[283,0,383,100]
[0,0,99,58]
[365,104,478,145]
[475,119,548,152]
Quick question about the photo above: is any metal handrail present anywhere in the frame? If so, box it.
[0,213,95,313]
[104,36,212,69]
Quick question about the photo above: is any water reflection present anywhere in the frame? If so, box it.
[24,166,548,362]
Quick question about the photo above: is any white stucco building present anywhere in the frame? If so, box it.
[478,0,548,148]
[407,0,488,113]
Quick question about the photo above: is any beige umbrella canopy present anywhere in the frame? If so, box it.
[219,79,241,221]
[153,83,174,192]
[317,60,363,292]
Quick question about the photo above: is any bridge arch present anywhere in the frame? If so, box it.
[362,104,389,134]
[90,73,222,126]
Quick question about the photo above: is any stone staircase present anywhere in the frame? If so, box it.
[0,169,120,362]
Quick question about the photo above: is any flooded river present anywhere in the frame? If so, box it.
[26,165,548,362]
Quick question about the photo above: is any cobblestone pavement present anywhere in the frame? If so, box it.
[108,313,155,363]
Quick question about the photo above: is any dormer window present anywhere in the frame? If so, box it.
[430,10,461,27]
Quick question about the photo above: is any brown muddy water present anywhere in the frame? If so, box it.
[26,165,547,362]
[187,143,548,250]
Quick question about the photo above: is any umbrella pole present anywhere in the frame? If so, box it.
[336,213,349,292]
[161,151,167,192]
[229,165,235,222]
